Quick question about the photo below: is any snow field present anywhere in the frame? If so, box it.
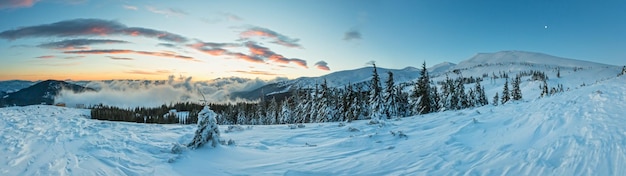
[0,76,625,175]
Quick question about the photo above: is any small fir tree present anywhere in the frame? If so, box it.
[493,92,499,106]
[501,78,510,104]
[188,106,221,149]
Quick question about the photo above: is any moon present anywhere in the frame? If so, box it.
[544,25,548,29]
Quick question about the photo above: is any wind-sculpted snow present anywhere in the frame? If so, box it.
[0,106,194,175]
[1,76,625,175]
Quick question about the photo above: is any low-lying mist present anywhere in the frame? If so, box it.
[55,75,287,108]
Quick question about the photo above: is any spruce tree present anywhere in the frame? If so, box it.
[540,79,549,97]
[476,81,488,106]
[396,85,410,117]
[369,63,383,120]
[501,78,510,104]
[431,85,441,112]
[279,99,292,124]
[493,92,499,106]
[316,79,332,122]
[188,106,221,149]
[267,97,278,125]
[512,75,522,101]
[383,71,398,118]
[447,77,458,110]
[416,61,432,114]
[457,80,468,109]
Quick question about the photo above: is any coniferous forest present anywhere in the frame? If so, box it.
[91,63,562,125]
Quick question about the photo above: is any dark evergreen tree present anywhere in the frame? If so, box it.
[557,67,561,78]
[396,85,410,117]
[267,97,278,125]
[383,71,398,118]
[619,66,626,77]
[415,61,432,114]
[431,85,441,112]
[493,92,499,106]
[512,75,522,101]
[540,79,549,97]
[468,88,477,107]
[316,79,333,122]
[476,81,488,106]
[501,78,510,104]
[369,63,383,119]
[457,80,468,108]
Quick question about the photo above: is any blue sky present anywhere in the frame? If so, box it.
[0,0,624,81]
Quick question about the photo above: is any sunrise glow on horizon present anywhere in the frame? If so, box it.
[1,0,625,81]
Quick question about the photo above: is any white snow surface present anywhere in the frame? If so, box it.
[456,50,614,69]
[1,75,626,175]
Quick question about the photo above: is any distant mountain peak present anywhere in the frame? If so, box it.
[457,50,613,69]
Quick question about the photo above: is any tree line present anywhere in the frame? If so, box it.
[91,62,563,125]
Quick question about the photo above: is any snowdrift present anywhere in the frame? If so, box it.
[1,76,625,175]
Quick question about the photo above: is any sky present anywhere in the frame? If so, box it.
[0,0,625,81]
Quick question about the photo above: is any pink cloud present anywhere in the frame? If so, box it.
[0,0,35,9]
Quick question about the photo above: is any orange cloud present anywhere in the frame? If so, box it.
[245,42,307,68]
[107,56,134,60]
[233,70,281,76]
[314,61,330,71]
[36,55,55,59]
[0,19,188,43]
[240,26,302,48]
[38,39,128,50]
[228,52,264,63]
[126,69,172,75]
[64,49,198,61]
[0,0,35,9]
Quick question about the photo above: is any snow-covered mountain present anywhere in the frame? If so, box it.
[456,50,613,69]
[231,66,424,100]
[233,50,621,101]
[0,80,93,107]
[0,80,36,93]
[1,74,625,175]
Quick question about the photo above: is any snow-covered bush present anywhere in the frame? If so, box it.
[187,106,221,149]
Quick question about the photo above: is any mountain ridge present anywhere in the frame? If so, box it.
[0,80,94,107]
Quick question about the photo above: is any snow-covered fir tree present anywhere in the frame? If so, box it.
[493,92,499,106]
[511,75,522,101]
[188,105,221,149]
[383,71,398,118]
[431,85,441,112]
[315,79,334,122]
[501,78,510,104]
[279,98,293,124]
[475,81,488,106]
[369,63,383,121]
[266,97,278,125]
[396,85,410,117]
[413,61,432,114]
[457,79,468,109]
[541,79,549,97]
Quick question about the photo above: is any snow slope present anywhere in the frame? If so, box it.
[456,50,614,69]
[1,75,626,175]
